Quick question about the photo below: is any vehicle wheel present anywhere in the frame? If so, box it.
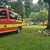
[16,30,18,33]
[15,26,22,33]
[18,26,22,31]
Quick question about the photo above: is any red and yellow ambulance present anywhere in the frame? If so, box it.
[0,7,22,33]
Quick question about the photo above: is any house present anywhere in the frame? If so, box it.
[37,20,48,26]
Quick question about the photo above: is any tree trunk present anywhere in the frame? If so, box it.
[47,5,50,29]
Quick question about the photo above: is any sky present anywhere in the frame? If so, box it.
[33,0,39,4]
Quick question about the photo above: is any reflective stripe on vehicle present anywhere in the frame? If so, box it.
[0,24,21,28]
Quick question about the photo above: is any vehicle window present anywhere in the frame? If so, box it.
[0,10,7,19]
[9,12,18,19]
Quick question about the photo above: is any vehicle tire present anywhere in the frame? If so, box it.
[18,26,22,31]
[15,26,22,34]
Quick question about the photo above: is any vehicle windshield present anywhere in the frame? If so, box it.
[0,10,7,19]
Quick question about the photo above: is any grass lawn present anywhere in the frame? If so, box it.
[0,26,50,50]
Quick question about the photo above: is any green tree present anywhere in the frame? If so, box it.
[38,0,48,9]
[10,0,24,20]
[16,0,24,20]
[24,0,33,18]
[43,0,50,29]
[29,9,48,23]
[38,0,44,6]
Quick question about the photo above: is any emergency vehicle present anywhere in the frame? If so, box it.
[0,7,22,33]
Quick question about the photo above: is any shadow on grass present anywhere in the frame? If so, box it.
[0,32,18,37]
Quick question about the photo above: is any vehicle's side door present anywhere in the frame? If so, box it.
[0,10,8,32]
